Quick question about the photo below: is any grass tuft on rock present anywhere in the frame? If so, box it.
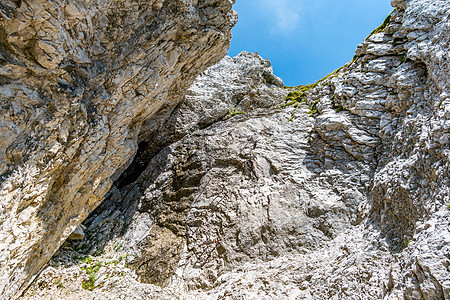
[81,259,102,291]
[282,62,350,111]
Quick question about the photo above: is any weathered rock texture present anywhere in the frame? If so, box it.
[20,0,450,295]
[13,0,450,299]
[0,0,236,298]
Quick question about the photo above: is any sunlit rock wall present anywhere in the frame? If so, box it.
[0,0,236,298]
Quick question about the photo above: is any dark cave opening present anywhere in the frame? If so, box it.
[115,141,149,189]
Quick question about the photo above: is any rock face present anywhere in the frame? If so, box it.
[0,0,236,298]
[8,0,450,299]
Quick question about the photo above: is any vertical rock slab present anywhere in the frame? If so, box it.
[0,0,236,298]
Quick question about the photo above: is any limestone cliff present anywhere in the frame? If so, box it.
[19,0,449,298]
[0,0,236,298]
[4,0,450,299]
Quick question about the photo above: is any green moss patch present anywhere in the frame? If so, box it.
[281,62,349,113]
[228,108,246,118]
[370,10,394,36]
[308,99,320,116]
[81,259,102,291]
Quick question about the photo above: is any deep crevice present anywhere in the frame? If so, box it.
[115,141,149,189]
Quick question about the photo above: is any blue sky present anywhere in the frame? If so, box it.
[228,0,393,86]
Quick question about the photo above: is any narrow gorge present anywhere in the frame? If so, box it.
[0,0,449,299]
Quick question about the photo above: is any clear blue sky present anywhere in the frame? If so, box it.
[228,0,393,86]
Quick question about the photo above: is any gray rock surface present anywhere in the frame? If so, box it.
[0,0,236,298]
[17,0,450,299]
